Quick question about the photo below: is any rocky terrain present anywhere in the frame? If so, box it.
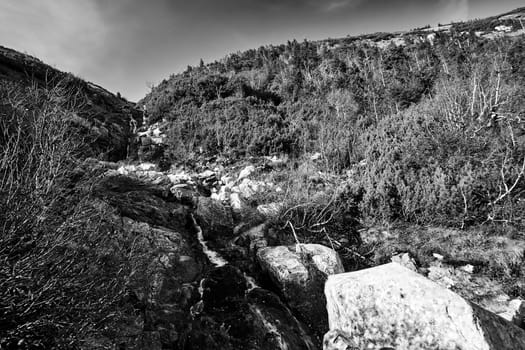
[2,6,525,350]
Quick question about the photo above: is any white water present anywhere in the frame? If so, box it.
[190,214,228,267]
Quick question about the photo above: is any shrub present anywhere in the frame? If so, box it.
[0,81,149,348]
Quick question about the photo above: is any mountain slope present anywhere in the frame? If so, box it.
[0,45,142,161]
[140,7,525,228]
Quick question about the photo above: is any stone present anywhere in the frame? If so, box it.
[177,255,200,282]
[323,329,358,350]
[167,173,192,184]
[238,165,255,181]
[210,185,229,202]
[391,252,417,271]
[310,152,322,161]
[138,162,156,171]
[229,192,245,212]
[460,264,475,274]
[433,252,445,260]
[325,263,525,350]
[193,197,234,239]
[237,178,266,199]
[237,223,268,255]
[198,169,216,179]
[498,299,525,328]
[427,264,456,288]
[257,202,284,218]
[257,244,344,335]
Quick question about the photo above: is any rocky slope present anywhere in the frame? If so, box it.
[0,45,142,161]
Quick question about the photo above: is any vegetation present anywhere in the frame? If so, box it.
[0,80,149,349]
[143,25,525,228]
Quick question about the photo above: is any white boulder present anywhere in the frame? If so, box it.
[325,263,525,350]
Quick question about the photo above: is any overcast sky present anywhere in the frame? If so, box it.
[0,0,522,101]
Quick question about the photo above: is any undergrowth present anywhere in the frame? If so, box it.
[0,81,149,349]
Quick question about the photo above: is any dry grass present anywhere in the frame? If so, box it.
[0,80,150,349]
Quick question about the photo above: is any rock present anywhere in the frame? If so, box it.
[498,299,525,328]
[238,165,255,181]
[460,264,475,274]
[167,173,192,185]
[310,152,322,161]
[391,252,417,271]
[198,169,216,179]
[189,267,318,350]
[229,192,244,212]
[221,175,234,188]
[194,197,234,239]
[201,266,247,310]
[177,255,200,282]
[93,174,188,229]
[427,264,456,288]
[433,252,445,260]
[237,178,266,199]
[323,329,358,350]
[247,288,318,350]
[325,263,525,350]
[210,185,229,202]
[138,162,156,171]
[257,202,284,218]
[237,223,268,255]
[257,244,344,336]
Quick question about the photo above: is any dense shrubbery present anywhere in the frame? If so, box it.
[0,81,147,349]
[143,18,525,228]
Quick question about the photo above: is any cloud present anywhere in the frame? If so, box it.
[0,1,107,73]
[323,0,364,13]
[439,0,470,22]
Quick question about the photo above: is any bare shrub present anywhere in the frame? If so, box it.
[0,81,149,348]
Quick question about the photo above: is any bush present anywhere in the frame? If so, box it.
[0,81,149,348]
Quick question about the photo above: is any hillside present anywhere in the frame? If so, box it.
[0,45,142,160]
[141,7,525,227]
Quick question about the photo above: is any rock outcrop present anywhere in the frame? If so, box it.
[257,244,344,338]
[325,263,525,350]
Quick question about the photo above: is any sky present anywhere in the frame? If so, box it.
[0,0,522,101]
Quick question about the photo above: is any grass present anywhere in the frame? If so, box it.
[363,224,525,298]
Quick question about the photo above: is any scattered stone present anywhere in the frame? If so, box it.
[229,192,245,212]
[498,299,525,328]
[138,162,156,171]
[238,165,255,181]
[460,264,475,274]
[237,223,268,255]
[433,252,444,260]
[391,252,417,271]
[210,185,229,202]
[323,329,358,350]
[198,169,216,179]
[167,173,192,184]
[257,202,284,218]
[177,255,200,282]
[427,264,456,288]
[257,244,344,335]
[193,197,234,239]
[325,263,525,350]
[310,152,322,161]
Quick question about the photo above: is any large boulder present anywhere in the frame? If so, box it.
[325,263,525,350]
[193,197,234,239]
[257,244,344,337]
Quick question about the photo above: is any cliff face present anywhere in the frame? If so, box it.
[0,45,142,161]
